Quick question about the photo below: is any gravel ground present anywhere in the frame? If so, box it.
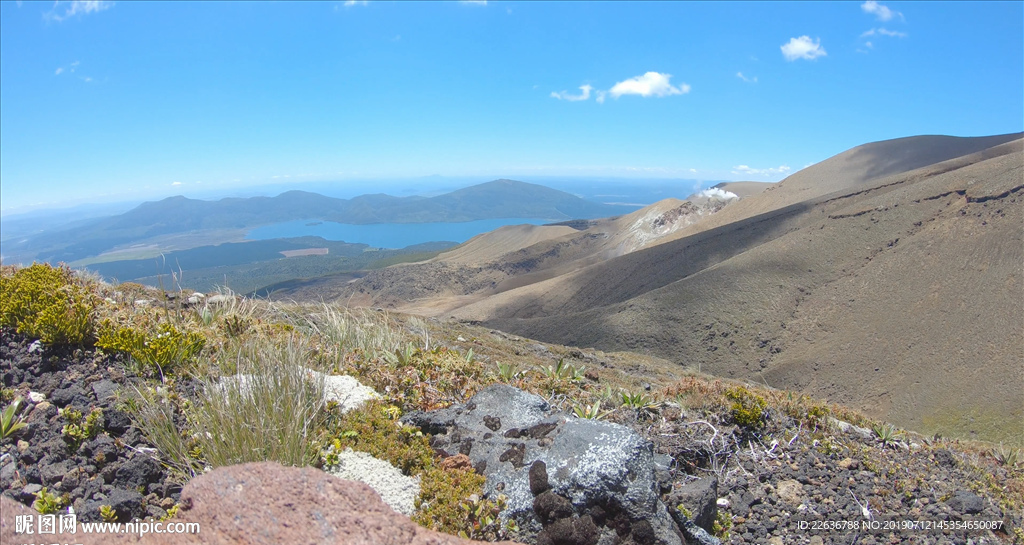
[614,403,1022,545]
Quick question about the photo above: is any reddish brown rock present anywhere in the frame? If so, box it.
[1,462,520,545]
[440,453,473,471]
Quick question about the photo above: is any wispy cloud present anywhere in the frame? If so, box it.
[45,1,114,22]
[861,1,903,22]
[550,84,593,102]
[608,71,690,99]
[336,0,367,10]
[736,72,758,83]
[781,36,827,61]
[54,60,80,76]
[877,28,907,37]
[732,164,791,177]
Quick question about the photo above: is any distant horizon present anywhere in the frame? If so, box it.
[2,1,1021,212]
[0,174,747,218]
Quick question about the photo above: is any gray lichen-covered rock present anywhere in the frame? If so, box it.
[403,384,683,545]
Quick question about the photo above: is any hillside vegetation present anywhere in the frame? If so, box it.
[2,263,1022,543]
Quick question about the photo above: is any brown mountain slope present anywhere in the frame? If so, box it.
[470,138,1023,445]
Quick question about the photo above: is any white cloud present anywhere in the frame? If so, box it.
[781,36,827,61]
[699,188,739,201]
[595,90,607,104]
[736,72,758,83]
[732,165,791,177]
[861,1,903,22]
[171,181,182,186]
[550,84,593,102]
[45,1,113,22]
[689,168,697,173]
[55,67,64,75]
[877,28,907,37]
[608,72,690,99]
[860,28,876,37]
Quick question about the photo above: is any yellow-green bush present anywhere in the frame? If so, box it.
[96,321,205,377]
[0,263,97,345]
[725,386,767,429]
[414,466,513,540]
[323,400,434,475]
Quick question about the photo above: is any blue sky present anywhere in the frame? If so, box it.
[1,0,1021,214]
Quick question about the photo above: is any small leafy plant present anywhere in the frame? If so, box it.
[33,487,66,515]
[99,504,118,523]
[992,444,1020,467]
[1,397,28,442]
[61,407,104,449]
[871,423,900,448]
[573,401,612,420]
[495,362,520,383]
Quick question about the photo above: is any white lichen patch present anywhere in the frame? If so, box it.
[325,448,421,516]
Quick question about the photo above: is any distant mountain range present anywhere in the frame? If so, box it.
[1,179,637,264]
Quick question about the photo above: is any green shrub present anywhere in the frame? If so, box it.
[0,263,97,345]
[323,400,434,475]
[725,387,767,430]
[414,467,516,540]
[97,321,205,378]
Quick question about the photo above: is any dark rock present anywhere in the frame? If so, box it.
[537,516,599,545]
[529,460,551,495]
[499,443,526,468]
[668,502,721,545]
[484,415,502,431]
[49,385,86,407]
[91,379,119,401]
[631,520,656,545]
[104,409,133,434]
[84,435,118,466]
[945,490,984,515]
[667,476,718,533]
[934,449,958,468]
[40,460,72,486]
[82,488,145,523]
[115,455,163,490]
[534,491,574,523]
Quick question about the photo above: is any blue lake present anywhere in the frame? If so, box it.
[245,218,555,249]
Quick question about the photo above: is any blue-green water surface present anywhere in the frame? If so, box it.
[245,218,554,249]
